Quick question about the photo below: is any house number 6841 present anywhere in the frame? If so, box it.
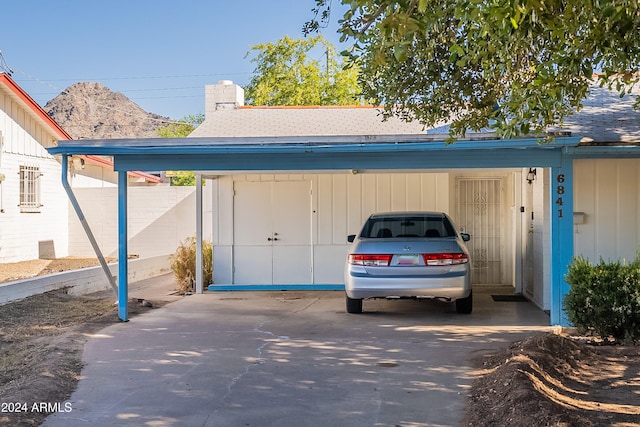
[555,174,565,218]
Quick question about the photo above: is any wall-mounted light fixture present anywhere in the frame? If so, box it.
[526,168,537,184]
[72,156,85,170]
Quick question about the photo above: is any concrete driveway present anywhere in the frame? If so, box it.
[43,277,551,427]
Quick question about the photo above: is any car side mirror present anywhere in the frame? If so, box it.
[461,233,471,242]
[347,234,356,243]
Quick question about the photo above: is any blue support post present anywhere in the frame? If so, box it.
[549,154,574,326]
[118,170,129,322]
[196,174,203,293]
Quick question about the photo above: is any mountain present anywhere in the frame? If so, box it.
[44,82,172,140]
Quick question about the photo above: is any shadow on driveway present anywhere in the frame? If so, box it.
[43,285,550,427]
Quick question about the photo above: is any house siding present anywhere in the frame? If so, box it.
[0,93,55,157]
[574,159,640,263]
[0,90,69,263]
[211,172,522,286]
[535,168,551,310]
[0,153,69,262]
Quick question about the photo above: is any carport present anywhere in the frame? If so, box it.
[47,133,580,325]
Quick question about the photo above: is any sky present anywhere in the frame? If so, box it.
[0,0,349,120]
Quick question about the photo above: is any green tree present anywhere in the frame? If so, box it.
[156,114,204,186]
[156,114,204,138]
[245,35,361,105]
[305,0,640,140]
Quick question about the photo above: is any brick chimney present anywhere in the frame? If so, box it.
[205,80,244,117]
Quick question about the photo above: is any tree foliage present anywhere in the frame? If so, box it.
[305,0,640,140]
[156,114,204,138]
[244,35,361,105]
[156,114,204,186]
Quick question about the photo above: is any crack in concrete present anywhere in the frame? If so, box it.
[210,321,289,421]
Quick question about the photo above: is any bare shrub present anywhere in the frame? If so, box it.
[170,237,213,294]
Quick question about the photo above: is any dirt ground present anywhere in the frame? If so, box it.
[0,258,170,426]
[1,259,640,426]
[466,333,640,426]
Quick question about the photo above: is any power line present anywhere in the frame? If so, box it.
[13,68,185,126]
[107,86,203,92]
[0,51,13,75]
[39,72,251,82]
[12,69,252,117]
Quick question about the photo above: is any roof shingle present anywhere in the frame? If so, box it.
[190,83,640,145]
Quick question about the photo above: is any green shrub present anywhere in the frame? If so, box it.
[170,237,213,294]
[564,255,640,344]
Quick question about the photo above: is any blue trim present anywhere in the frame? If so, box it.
[113,149,566,172]
[117,171,129,322]
[46,136,582,174]
[47,136,582,156]
[46,136,583,173]
[549,157,574,326]
[208,284,345,291]
[565,145,640,159]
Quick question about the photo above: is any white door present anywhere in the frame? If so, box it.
[457,178,503,284]
[233,181,312,284]
[524,180,535,295]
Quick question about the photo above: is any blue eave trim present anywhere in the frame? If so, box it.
[46,136,581,156]
[46,136,581,172]
[113,149,567,171]
[565,145,640,158]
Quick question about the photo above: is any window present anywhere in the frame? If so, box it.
[19,165,42,213]
[363,215,456,238]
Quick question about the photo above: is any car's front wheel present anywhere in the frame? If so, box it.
[455,291,473,314]
[346,295,363,314]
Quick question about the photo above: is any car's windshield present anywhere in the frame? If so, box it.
[361,215,456,238]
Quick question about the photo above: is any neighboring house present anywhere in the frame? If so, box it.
[0,73,162,263]
[47,79,640,325]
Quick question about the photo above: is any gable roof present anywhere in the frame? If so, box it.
[191,83,639,145]
[0,73,72,140]
[551,84,640,144]
[0,73,162,183]
[189,105,430,138]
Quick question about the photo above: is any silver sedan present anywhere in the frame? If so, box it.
[344,212,472,314]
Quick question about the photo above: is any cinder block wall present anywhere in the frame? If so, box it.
[67,186,211,259]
